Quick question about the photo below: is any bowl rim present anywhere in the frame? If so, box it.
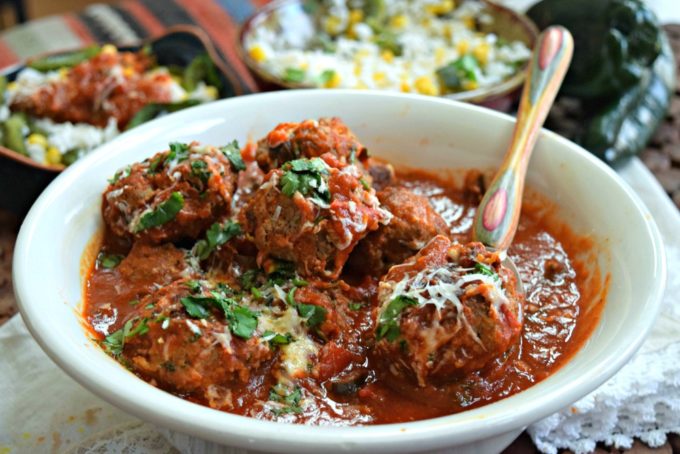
[13,90,666,452]
[0,24,243,175]
[237,0,540,102]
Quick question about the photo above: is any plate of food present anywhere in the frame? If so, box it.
[13,89,665,453]
[0,26,245,214]
[240,0,537,108]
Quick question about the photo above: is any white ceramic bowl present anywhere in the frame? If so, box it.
[14,91,665,454]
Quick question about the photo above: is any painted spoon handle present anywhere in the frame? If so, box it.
[472,26,574,251]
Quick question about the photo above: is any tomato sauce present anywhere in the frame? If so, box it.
[83,165,606,425]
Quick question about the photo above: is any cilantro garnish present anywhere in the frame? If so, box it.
[296,302,327,329]
[318,69,336,85]
[108,165,131,184]
[376,295,418,342]
[190,160,211,184]
[179,285,258,339]
[192,220,241,260]
[282,67,306,84]
[474,262,500,280]
[279,158,331,206]
[269,384,303,415]
[101,318,149,357]
[97,252,124,269]
[436,54,480,90]
[133,192,184,233]
[221,140,246,172]
[262,330,293,345]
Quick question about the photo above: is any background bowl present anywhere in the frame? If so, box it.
[238,0,539,111]
[13,90,665,453]
[0,25,244,215]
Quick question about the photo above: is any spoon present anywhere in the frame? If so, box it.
[472,26,574,292]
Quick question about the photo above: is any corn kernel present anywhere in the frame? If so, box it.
[349,9,363,25]
[414,76,439,96]
[462,79,479,90]
[420,17,431,27]
[46,146,62,165]
[58,67,69,79]
[400,80,411,92]
[27,133,47,148]
[473,42,490,65]
[346,24,358,39]
[373,72,388,87]
[101,44,117,55]
[7,81,17,91]
[248,45,267,63]
[353,64,362,76]
[435,47,446,65]
[355,81,368,89]
[204,86,219,99]
[443,24,453,41]
[381,50,394,63]
[324,72,342,88]
[463,16,475,29]
[390,14,408,29]
[426,0,455,15]
[324,16,343,36]
[456,40,470,54]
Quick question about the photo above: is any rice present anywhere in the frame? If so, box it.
[245,0,531,95]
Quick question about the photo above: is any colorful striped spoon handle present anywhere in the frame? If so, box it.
[472,26,574,251]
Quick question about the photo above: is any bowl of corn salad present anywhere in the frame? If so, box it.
[240,0,538,109]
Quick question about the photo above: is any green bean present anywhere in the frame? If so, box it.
[0,75,7,105]
[2,114,28,156]
[28,46,101,72]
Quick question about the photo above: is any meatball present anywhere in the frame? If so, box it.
[255,118,367,171]
[242,157,392,278]
[348,187,449,276]
[116,241,192,298]
[117,279,273,410]
[364,157,395,191]
[102,142,236,243]
[373,235,523,387]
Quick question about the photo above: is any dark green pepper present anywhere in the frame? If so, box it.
[528,0,662,99]
[581,35,675,165]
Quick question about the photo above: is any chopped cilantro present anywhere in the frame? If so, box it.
[240,269,260,289]
[296,302,327,329]
[166,142,190,164]
[251,287,263,299]
[101,318,149,357]
[221,140,246,172]
[269,385,303,415]
[108,165,131,184]
[128,299,140,306]
[376,295,418,342]
[282,67,306,84]
[348,302,364,311]
[144,303,155,309]
[97,252,124,269]
[266,261,296,285]
[133,192,184,233]
[180,295,214,319]
[436,55,480,91]
[190,160,211,184]
[262,330,293,345]
[359,177,371,190]
[180,285,258,339]
[161,361,176,372]
[185,280,202,293]
[292,278,308,287]
[474,262,499,280]
[279,158,331,206]
[192,220,241,260]
[286,287,297,306]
